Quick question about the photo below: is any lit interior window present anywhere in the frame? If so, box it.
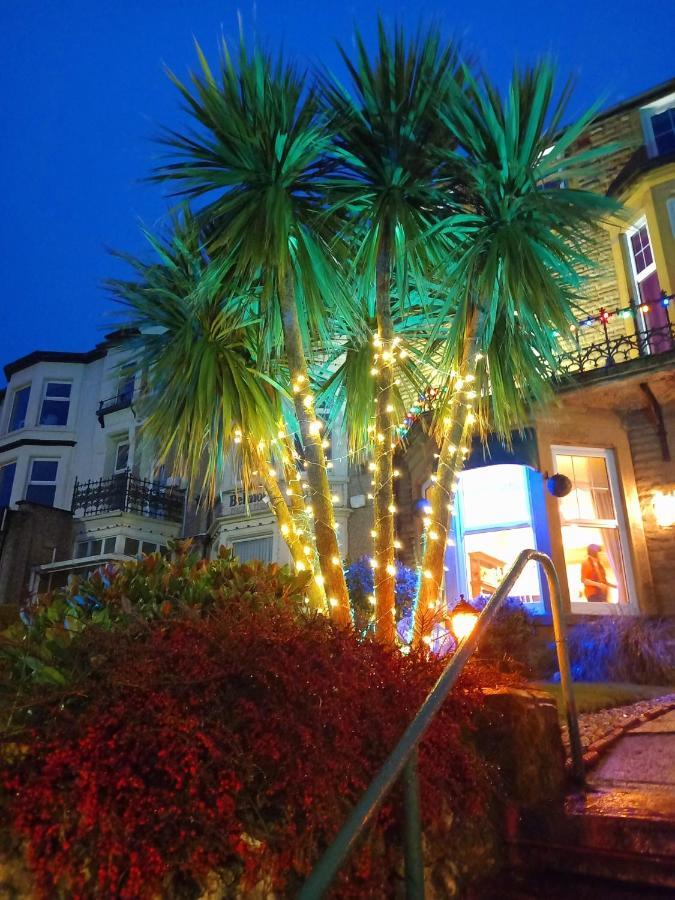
[456,465,542,604]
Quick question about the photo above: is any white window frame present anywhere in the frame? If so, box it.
[640,92,675,159]
[552,445,637,615]
[113,438,130,475]
[8,383,31,432]
[25,457,59,507]
[39,380,72,428]
[447,465,545,614]
[626,216,657,288]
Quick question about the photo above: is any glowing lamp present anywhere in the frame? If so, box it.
[450,598,479,643]
[653,491,675,527]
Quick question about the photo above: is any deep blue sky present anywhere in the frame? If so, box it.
[1,1,674,382]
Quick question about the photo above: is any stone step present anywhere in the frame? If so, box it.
[511,781,675,888]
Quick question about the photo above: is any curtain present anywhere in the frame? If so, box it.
[232,536,274,564]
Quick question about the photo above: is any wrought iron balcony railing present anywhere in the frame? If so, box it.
[552,294,675,381]
[96,386,136,426]
[72,471,185,523]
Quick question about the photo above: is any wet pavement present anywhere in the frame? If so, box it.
[509,706,675,894]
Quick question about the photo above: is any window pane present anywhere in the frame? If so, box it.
[115,442,129,472]
[31,460,58,481]
[39,398,69,426]
[561,524,627,605]
[463,526,542,602]
[123,537,139,556]
[45,383,71,398]
[141,541,156,555]
[231,536,273,564]
[556,453,615,523]
[75,541,89,558]
[117,372,135,402]
[459,465,531,530]
[0,462,16,507]
[26,483,56,506]
[103,537,116,554]
[652,109,675,156]
[9,386,30,431]
[90,540,102,556]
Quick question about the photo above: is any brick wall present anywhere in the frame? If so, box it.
[566,105,645,335]
[624,404,675,615]
[0,503,75,604]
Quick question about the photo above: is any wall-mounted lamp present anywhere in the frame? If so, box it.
[653,491,675,527]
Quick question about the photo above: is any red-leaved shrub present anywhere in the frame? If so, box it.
[2,597,491,898]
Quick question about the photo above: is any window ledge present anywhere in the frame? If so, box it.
[570,601,632,616]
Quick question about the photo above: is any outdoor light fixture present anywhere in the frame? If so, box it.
[547,473,573,498]
[450,598,479,642]
[653,491,675,527]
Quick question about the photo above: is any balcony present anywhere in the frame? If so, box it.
[72,471,185,524]
[96,385,136,427]
[552,295,675,385]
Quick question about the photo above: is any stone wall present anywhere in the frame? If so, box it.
[0,502,75,604]
[624,403,675,615]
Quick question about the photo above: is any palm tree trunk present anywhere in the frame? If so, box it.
[372,229,397,645]
[278,270,351,626]
[260,467,326,611]
[413,312,481,647]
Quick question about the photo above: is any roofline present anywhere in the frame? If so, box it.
[3,348,106,380]
[594,77,675,124]
[2,329,139,381]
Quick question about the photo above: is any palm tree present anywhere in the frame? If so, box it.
[108,212,327,611]
[412,62,622,643]
[322,21,462,643]
[152,41,352,624]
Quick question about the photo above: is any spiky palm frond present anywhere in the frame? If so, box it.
[154,40,356,358]
[108,212,285,501]
[428,61,623,436]
[322,19,464,294]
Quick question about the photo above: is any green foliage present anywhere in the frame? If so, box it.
[0,543,311,702]
[428,61,624,437]
[108,209,286,500]
[155,38,356,359]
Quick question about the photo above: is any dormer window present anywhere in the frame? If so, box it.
[641,94,675,159]
[39,382,71,427]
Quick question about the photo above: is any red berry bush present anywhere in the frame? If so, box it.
[1,558,493,898]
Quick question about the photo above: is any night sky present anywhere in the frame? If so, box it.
[1,1,673,382]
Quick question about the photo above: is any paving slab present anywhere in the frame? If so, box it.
[631,710,675,734]
[591,732,675,785]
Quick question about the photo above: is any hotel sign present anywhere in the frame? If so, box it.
[221,489,269,516]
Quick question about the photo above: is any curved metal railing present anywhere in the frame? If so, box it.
[299,550,583,899]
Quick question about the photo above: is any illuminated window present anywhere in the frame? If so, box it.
[455,465,542,607]
[553,448,629,607]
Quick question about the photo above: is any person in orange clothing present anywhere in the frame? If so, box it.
[581,543,614,601]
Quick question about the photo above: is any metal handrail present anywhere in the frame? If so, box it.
[299,550,583,899]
